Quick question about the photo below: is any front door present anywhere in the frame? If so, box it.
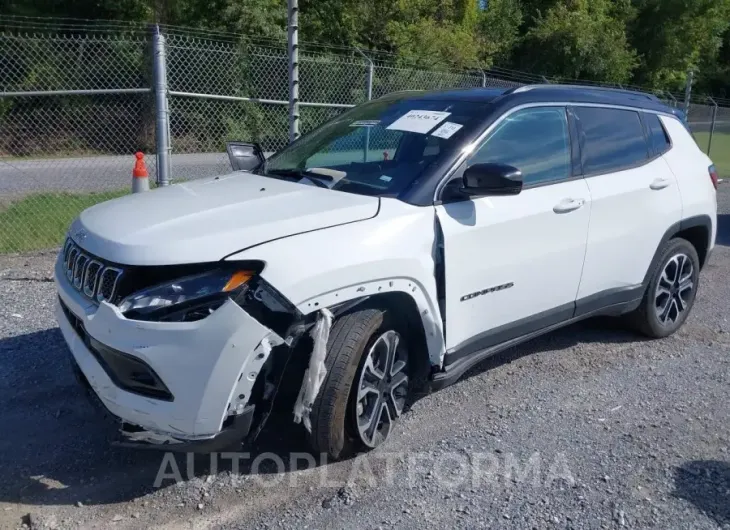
[435,106,591,361]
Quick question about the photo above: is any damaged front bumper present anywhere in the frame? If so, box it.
[55,258,297,451]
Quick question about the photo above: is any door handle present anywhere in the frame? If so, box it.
[650,178,671,190]
[553,198,585,214]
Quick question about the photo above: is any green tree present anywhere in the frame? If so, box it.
[697,27,730,98]
[382,0,504,69]
[515,0,638,83]
[477,0,523,65]
[2,0,151,20]
[628,0,730,90]
[385,19,482,69]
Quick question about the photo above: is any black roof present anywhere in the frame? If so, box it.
[392,84,683,206]
[386,84,677,115]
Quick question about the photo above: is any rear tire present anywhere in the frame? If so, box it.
[307,308,409,460]
[628,237,700,338]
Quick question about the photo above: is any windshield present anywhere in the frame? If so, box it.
[261,97,490,197]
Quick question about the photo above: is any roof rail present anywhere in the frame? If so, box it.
[510,84,660,101]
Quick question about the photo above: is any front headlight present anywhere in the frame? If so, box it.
[119,269,254,321]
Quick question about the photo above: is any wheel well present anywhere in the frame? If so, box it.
[674,225,710,268]
[358,292,432,392]
[273,292,433,414]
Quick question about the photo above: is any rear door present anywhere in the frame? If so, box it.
[571,106,683,311]
[436,106,591,358]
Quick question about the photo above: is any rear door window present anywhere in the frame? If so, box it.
[573,107,650,175]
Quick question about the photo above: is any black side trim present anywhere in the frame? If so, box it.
[574,284,643,318]
[435,285,646,389]
[444,302,574,367]
[434,299,632,391]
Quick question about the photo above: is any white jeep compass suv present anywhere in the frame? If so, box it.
[55,85,718,459]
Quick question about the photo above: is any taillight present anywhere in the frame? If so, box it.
[709,164,719,190]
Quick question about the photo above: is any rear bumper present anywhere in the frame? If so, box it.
[54,256,283,447]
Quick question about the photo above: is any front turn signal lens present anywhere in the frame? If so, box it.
[223,270,254,292]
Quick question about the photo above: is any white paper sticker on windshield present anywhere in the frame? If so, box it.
[431,121,463,139]
[350,120,380,128]
[386,110,451,134]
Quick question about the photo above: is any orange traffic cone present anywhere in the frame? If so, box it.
[132,151,150,193]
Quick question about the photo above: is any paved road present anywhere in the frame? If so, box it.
[0,187,729,530]
[0,153,231,195]
[0,149,384,197]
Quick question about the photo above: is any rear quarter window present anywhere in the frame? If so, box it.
[574,107,650,175]
[645,113,672,156]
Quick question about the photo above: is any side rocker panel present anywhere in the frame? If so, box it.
[225,198,447,366]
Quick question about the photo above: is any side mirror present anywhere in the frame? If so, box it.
[461,163,522,196]
[226,141,265,172]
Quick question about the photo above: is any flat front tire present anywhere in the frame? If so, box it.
[307,308,409,460]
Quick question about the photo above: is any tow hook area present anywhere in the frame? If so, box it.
[112,332,286,453]
[115,407,257,453]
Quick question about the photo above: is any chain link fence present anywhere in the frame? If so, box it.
[1,18,729,254]
[686,101,730,179]
[0,27,156,252]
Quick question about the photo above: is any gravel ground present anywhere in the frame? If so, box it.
[1,186,729,530]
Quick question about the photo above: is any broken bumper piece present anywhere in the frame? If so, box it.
[114,406,256,452]
[55,258,285,450]
[69,356,256,452]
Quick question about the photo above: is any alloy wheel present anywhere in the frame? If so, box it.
[354,330,409,448]
[654,253,694,325]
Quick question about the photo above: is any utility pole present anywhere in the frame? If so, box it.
[708,97,718,155]
[683,70,693,116]
[287,0,300,143]
[355,46,373,162]
[151,25,171,187]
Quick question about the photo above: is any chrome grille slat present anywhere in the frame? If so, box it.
[66,247,79,281]
[83,260,103,297]
[61,238,123,303]
[97,266,123,303]
[73,254,88,288]
[62,238,74,268]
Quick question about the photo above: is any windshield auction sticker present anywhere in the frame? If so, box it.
[386,110,451,134]
[431,121,463,139]
[350,120,380,127]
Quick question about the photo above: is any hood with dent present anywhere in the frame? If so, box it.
[70,173,380,265]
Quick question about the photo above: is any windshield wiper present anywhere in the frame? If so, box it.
[264,168,333,188]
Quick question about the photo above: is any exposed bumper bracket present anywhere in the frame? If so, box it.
[112,405,256,453]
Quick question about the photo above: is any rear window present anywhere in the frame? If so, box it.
[574,107,649,175]
[645,113,671,155]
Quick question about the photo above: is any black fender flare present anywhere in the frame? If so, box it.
[641,214,713,288]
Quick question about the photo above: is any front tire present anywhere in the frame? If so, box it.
[307,308,409,460]
[629,237,700,338]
